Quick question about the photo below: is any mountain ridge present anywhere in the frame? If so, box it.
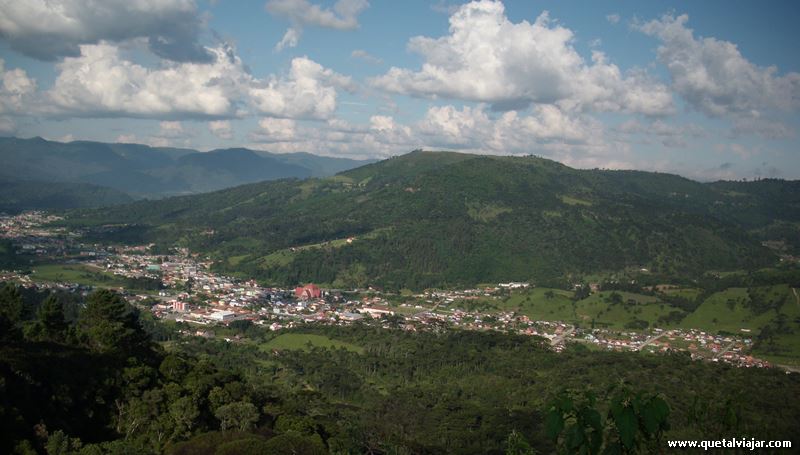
[67,150,800,290]
[0,136,374,200]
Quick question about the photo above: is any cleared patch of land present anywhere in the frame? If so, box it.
[257,228,393,268]
[32,263,128,288]
[559,195,592,206]
[470,289,682,330]
[260,333,364,354]
[683,288,777,333]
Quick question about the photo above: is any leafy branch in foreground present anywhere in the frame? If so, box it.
[546,385,670,454]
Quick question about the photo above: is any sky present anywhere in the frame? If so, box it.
[0,0,799,181]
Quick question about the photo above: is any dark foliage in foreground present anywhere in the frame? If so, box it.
[1,285,799,453]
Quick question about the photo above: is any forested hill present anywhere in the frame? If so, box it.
[68,151,800,289]
[0,137,373,199]
[0,181,133,213]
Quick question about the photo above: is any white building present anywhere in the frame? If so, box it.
[210,310,236,322]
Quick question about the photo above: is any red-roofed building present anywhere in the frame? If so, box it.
[295,284,322,300]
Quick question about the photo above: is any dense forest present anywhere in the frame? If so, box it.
[67,151,800,290]
[0,181,133,213]
[1,283,799,454]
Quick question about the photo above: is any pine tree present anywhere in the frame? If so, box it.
[78,289,152,360]
[37,294,68,342]
[0,283,23,340]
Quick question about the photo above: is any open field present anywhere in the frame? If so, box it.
[446,289,687,330]
[260,333,364,354]
[754,333,800,367]
[255,228,394,269]
[445,288,576,321]
[661,287,702,300]
[681,285,800,364]
[682,287,785,333]
[31,263,129,288]
[30,261,162,293]
[572,293,684,330]
[500,288,576,320]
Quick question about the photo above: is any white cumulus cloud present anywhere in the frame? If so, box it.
[266,0,369,49]
[41,43,349,121]
[265,0,369,30]
[209,120,234,140]
[418,104,602,152]
[637,14,800,118]
[615,119,705,148]
[0,0,212,62]
[246,102,625,168]
[275,27,301,51]
[248,57,354,120]
[252,117,297,142]
[371,1,673,115]
[351,49,382,64]
[45,43,245,118]
[158,121,185,137]
[0,59,37,115]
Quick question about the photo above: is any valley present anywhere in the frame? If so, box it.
[2,1,799,452]
[2,152,799,454]
[3,209,798,368]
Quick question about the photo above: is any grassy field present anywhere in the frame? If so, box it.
[682,288,778,333]
[559,195,592,206]
[447,285,800,363]
[662,287,702,300]
[446,288,577,321]
[681,285,800,365]
[449,289,684,330]
[567,291,683,330]
[260,333,364,354]
[31,263,129,288]
[500,288,577,320]
[257,227,394,268]
[755,333,800,367]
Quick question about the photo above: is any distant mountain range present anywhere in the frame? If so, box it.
[69,151,800,289]
[0,137,374,206]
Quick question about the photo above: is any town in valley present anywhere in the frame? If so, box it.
[1,210,773,369]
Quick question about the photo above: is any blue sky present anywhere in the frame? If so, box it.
[0,0,798,180]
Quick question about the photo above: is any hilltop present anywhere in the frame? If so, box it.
[67,151,800,290]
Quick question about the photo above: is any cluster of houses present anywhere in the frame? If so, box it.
[0,210,779,370]
[0,211,72,257]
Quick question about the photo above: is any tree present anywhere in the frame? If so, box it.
[159,355,189,383]
[36,294,68,342]
[169,396,200,439]
[546,387,669,454]
[0,283,23,321]
[573,285,591,301]
[215,401,259,432]
[45,430,83,455]
[228,319,253,334]
[262,432,326,455]
[505,430,536,455]
[78,289,153,360]
[0,283,23,341]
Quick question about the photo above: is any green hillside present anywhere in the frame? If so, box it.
[67,151,798,290]
[0,180,133,212]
